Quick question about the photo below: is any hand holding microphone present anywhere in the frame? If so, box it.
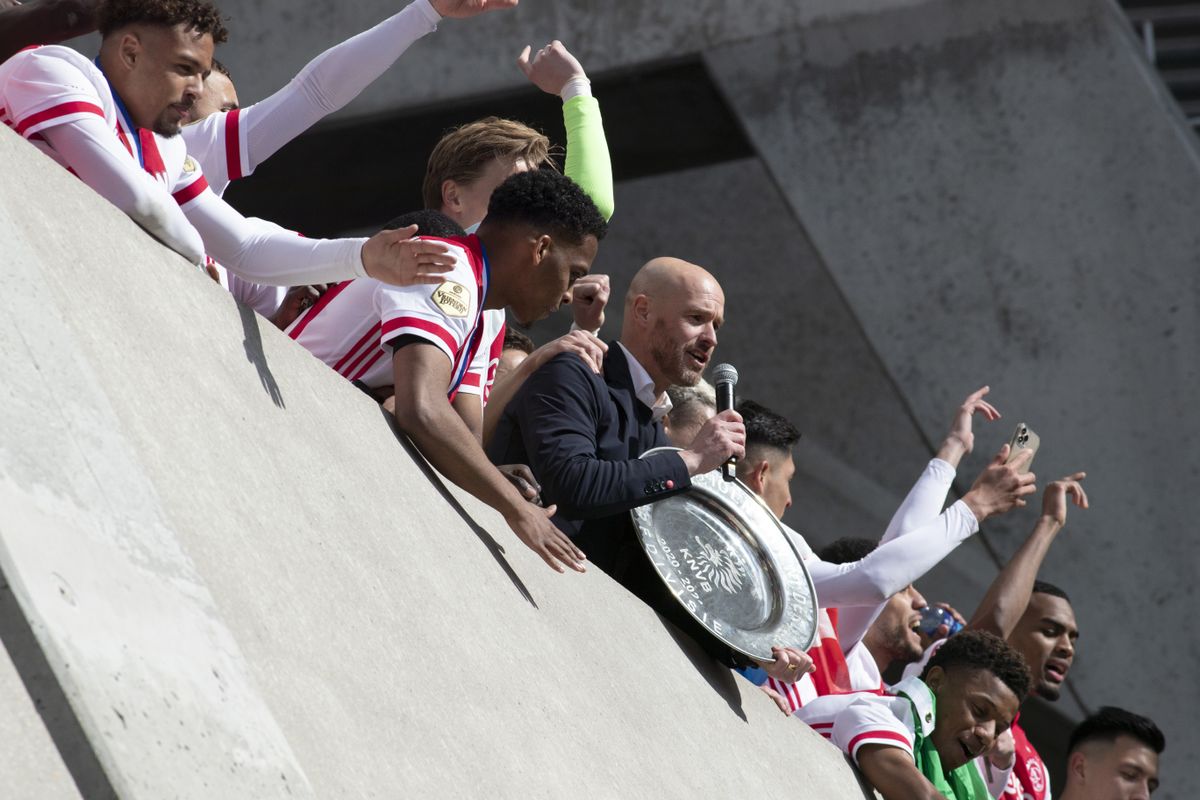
[713,363,740,481]
[678,363,745,478]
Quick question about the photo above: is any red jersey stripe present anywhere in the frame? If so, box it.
[337,330,382,379]
[288,281,351,340]
[350,349,386,383]
[225,108,242,181]
[848,730,912,755]
[381,316,457,355]
[332,322,381,374]
[172,175,210,206]
[15,100,104,136]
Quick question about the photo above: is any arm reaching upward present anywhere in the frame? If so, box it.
[517,39,614,221]
[808,443,1037,609]
[190,0,517,192]
[969,472,1088,637]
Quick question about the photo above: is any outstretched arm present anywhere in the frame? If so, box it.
[809,444,1037,608]
[181,186,455,287]
[234,0,516,173]
[391,342,586,574]
[969,472,1088,637]
[42,117,205,264]
[835,386,1001,647]
[881,385,1000,545]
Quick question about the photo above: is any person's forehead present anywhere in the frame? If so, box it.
[1026,593,1078,631]
[1108,736,1160,770]
[676,280,724,314]
[204,71,234,92]
[953,669,1019,713]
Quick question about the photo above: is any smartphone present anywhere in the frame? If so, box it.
[1005,423,1040,473]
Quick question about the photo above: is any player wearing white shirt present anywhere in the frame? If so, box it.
[730,390,1037,713]
[0,1,439,290]
[804,630,1030,800]
[288,233,489,393]
[422,40,615,443]
[291,169,607,575]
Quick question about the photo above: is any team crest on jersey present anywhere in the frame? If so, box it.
[183,156,198,173]
[1026,759,1046,792]
[431,281,469,317]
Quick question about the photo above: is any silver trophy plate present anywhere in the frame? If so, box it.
[630,448,818,661]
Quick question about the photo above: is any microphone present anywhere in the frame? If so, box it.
[711,363,739,481]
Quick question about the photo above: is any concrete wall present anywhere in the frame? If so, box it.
[0,126,874,797]
[207,0,928,122]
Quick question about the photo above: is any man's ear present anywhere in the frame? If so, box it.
[743,458,769,494]
[118,32,143,71]
[533,234,552,264]
[631,294,651,325]
[440,179,461,214]
[1067,750,1088,786]
[923,665,945,692]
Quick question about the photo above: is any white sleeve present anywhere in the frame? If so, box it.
[808,500,979,609]
[225,271,287,318]
[233,0,439,177]
[832,458,960,649]
[40,117,205,264]
[880,458,957,544]
[831,696,915,764]
[176,174,367,286]
[377,241,477,364]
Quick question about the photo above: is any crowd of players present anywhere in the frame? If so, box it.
[0,0,1167,797]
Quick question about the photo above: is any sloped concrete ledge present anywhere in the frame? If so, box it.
[0,126,872,797]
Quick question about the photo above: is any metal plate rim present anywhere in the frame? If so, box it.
[632,447,819,660]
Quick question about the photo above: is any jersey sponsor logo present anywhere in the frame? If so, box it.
[431,281,469,317]
[183,156,198,173]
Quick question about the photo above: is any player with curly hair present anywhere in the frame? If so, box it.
[797,630,1031,800]
[286,169,606,575]
[0,0,443,290]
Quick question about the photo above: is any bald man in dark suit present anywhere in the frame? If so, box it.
[489,258,813,679]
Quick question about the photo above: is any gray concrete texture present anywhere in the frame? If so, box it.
[0,126,874,797]
[206,0,927,124]
[704,0,1198,793]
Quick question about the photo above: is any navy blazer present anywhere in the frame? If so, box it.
[487,342,691,570]
[488,343,746,668]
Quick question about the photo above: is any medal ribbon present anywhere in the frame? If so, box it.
[92,57,165,177]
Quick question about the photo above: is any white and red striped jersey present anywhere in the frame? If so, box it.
[0,45,187,190]
[458,310,505,404]
[180,106,249,198]
[798,676,932,764]
[286,234,489,395]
